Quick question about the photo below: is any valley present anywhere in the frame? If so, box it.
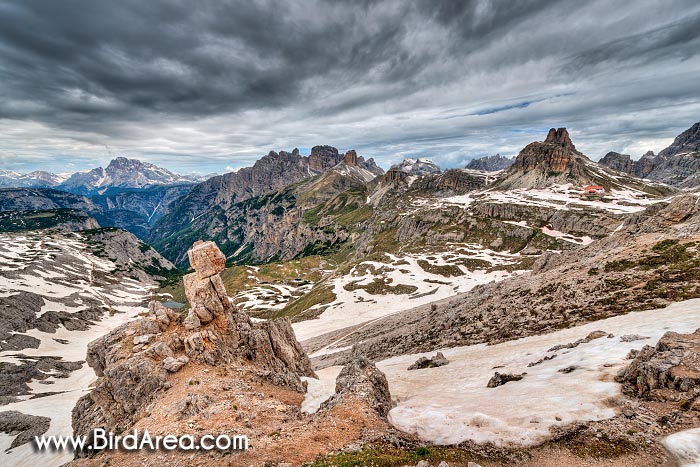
[1,123,700,466]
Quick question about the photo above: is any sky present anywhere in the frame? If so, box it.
[1,0,699,175]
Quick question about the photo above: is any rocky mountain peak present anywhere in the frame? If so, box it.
[465,153,513,172]
[599,151,633,173]
[658,122,700,158]
[544,127,575,150]
[309,145,343,172]
[106,156,145,171]
[510,127,581,176]
[343,150,358,166]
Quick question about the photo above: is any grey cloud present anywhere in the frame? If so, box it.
[0,0,699,173]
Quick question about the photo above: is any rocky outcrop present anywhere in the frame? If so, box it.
[72,241,316,455]
[343,150,358,166]
[465,154,513,172]
[599,152,634,174]
[407,351,449,370]
[0,411,51,450]
[487,372,525,388]
[321,357,392,417]
[658,122,700,158]
[309,145,343,172]
[510,128,580,175]
[616,329,700,400]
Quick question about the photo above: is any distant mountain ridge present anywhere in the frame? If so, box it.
[0,170,67,188]
[148,146,383,263]
[57,157,202,195]
[465,154,513,172]
[599,122,700,188]
[0,157,207,194]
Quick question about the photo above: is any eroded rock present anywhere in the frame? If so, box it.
[616,329,700,399]
[407,352,449,370]
[321,357,392,417]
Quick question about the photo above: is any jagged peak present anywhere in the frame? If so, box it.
[544,127,575,150]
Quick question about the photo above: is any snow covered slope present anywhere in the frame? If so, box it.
[0,229,172,467]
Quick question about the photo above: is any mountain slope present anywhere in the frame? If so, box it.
[149,147,382,264]
[0,188,99,213]
[150,159,377,266]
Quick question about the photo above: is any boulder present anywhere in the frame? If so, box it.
[187,240,226,279]
[407,351,449,370]
[321,357,392,417]
[163,356,189,373]
[487,371,526,388]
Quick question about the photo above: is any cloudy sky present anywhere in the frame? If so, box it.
[1,0,699,174]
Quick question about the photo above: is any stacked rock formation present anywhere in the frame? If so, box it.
[182,240,230,330]
[72,240,316,455]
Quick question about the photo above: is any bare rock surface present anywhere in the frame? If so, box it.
[72,240,316,455]
[321,357,392,417]
[616,328,700,400]
[0,410,51,450]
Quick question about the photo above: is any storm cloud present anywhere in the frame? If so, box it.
[1,0,699,173]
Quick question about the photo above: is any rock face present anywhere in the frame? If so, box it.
[599,123,700,188]
[599,152,634,174]
[149,146,382,265]
[343,150,358,166]
[465,154,513,172]
[321,357,392,417]
[513,127,578,175]
[658,122,700,158]
[309,145,343,172]
[72,241,316,455]
[616,329,700,400]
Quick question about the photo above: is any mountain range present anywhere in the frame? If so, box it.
[599,122,700,187]
[2,122,700,467]
[0,157,207,194]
